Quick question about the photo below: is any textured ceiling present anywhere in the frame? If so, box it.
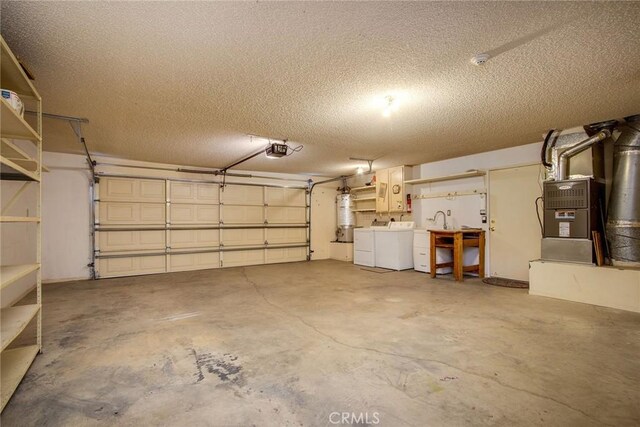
[1,2,639,175]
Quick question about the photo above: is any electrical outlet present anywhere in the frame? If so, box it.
[446,210,451,216]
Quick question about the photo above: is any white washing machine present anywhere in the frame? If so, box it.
[374,222,415,270]
[413,229,452,274]
[353,222,391,267]
[353,228,375,267]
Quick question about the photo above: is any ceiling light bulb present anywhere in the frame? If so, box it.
[356,166,364,175]
[382,95,397,117]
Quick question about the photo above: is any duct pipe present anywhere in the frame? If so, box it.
[557,130,611,180]
[607,114,640,266]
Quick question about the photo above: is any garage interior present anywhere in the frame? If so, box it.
[0,2,639,426]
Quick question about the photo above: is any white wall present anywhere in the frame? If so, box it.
[411,142,542,275]
[41,152,93,282]
[38,152,335,282]
[412,142,542,228]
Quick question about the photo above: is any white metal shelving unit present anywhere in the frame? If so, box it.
[0,35,43,412]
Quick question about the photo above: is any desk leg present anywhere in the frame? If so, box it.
[430,232,437,278]
[478,231,486,278]
[454,232,464,281]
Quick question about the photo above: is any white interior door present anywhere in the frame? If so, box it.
[489,164,542,281]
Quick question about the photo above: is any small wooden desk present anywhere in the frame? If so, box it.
[429,229,485,281]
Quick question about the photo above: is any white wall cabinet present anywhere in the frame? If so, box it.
[375,166,411,213]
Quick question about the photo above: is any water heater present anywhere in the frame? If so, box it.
[336,193,355,242]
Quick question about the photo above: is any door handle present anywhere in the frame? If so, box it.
[490,226,495,231]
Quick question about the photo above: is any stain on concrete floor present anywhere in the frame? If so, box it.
[2,260,639,426]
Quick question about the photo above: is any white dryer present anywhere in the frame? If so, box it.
[374,221,415,270]
[353,228,375,267]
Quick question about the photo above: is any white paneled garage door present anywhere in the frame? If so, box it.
[95,176,309,278]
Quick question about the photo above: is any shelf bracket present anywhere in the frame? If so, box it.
[1,181,31,215]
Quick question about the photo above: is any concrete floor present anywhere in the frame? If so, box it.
[2,260,639,426]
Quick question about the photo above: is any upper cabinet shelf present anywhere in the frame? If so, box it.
[0,38,40,99]
[1,98,40,141]
[404,170,486,185]
[350,185,375,192]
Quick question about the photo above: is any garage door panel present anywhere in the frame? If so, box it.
[266,206,306,224]
[169,229,219,248]
[169,252,220,272]
[170,182,219,204]
[265,247,307,264]
[265,188,306,206]
[170,204,219,224]
[222,250,264,267]
[99,202,166,225]
[97,255,166,278]
[100,177,165,202]
[221,185,263,205]
[266,228,307,244]
[222,205,264,224]
[222,229,264,246]
[98,230,165,252]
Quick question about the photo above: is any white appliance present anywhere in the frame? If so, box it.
[413,229,453,274]
[353,228,375,267]
[373,221,415,270]
[353,222,390,267]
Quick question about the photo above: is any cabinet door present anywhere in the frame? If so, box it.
[375,169,389,213]
[389,166,405,212]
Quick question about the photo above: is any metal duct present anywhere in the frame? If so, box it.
[557,130,611,180]
[607,114,640,266]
